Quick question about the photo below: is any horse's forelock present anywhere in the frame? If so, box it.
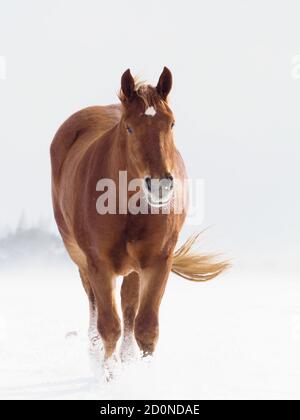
[119,81,167,113]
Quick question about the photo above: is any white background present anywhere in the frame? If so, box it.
[0,0,300,400]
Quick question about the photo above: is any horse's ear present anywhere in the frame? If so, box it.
[156,67,173,101]
[121,69,136,101]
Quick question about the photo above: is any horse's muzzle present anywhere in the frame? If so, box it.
[145,174,174,193]
[144,174,174,207]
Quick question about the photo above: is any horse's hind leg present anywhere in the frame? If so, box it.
[120,272,140,362]
[121,272,140,334]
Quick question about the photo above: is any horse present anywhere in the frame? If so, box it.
[50,67,228,367]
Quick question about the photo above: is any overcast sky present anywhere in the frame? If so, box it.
[0,0,299,262]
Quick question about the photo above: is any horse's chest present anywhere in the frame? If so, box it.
[110,215,178,274]
[125,219,147,243]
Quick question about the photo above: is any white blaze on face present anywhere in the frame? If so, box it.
[144,106,156,117]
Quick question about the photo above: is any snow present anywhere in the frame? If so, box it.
[1,258,300,400]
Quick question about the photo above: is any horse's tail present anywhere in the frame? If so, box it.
[171,234,230,282]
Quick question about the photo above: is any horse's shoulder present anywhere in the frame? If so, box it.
[50,104,121,183]
[51,104,121,149]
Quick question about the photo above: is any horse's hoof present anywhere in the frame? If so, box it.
[120,335,137,364]
[103,355,119,382]
[141,352,154,363]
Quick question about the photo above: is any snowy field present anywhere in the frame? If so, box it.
[1,253,300,400]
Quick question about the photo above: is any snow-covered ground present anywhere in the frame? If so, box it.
[1,255,300,400]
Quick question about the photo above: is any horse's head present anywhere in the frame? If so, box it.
[119,67,177,206]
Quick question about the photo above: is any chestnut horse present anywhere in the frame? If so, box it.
[51,67,227,366]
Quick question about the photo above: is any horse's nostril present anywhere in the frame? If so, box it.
[145,177,152,192]
[145,175,174,194]
[165,174,174,189]
[160,174,174,191]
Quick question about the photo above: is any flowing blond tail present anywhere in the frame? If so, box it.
[172,234,230,282]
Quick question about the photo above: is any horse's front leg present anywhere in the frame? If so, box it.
[87,260,121,363]
[79,269,101,349]
[135,258,172,356]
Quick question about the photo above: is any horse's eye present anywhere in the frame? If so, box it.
[171,122,175,129]
[126,126,133,134]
